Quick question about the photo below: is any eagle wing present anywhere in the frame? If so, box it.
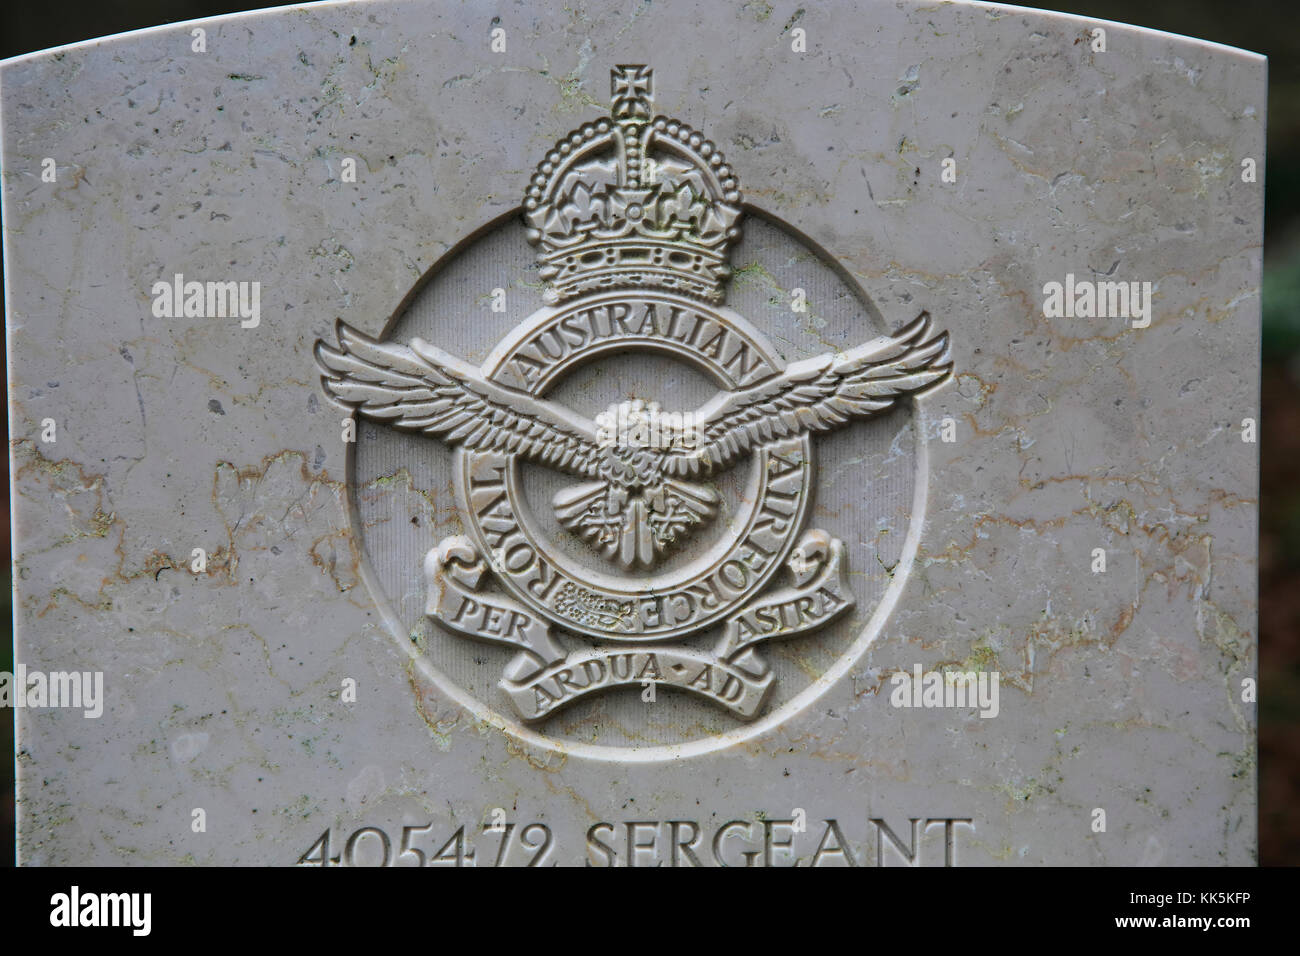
[663,312,952,477]
[315,321,605,478]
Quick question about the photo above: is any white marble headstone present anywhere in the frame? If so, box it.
[1,0,1263,865]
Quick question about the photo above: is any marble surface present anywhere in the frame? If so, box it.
[1,0,1263,864]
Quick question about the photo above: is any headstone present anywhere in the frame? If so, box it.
[1,0,1263,865]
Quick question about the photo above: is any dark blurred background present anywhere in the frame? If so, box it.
[1,0,1295,867]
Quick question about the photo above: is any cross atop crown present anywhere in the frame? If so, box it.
[611,65,653,122]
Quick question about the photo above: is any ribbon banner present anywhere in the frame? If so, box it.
[715,529,856,662]
[424,537,565,681]
[502,646,774,721]
[426,529,852,721]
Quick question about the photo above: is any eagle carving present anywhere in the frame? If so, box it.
[316,312,952,569]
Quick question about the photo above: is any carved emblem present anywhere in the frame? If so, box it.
[316,66,953,722]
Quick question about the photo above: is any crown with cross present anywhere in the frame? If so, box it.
[522,65,743,305]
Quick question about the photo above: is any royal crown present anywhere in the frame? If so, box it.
[523,65,743,304]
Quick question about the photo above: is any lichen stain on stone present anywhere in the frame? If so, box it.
[212,449,362,599]
[405,661,461,752]
[504,734,568,773]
